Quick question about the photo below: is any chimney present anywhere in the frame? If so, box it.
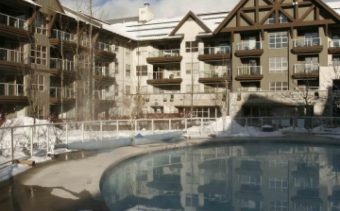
[139,3,154,23]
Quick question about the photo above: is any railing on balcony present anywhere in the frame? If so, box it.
[237,66,262,76]
[293,63,319,75]
[199,46,231,55]
[50,87,75,99]
[0,83,24,96]
[149,71,181,80]
[94,90,114,100]
[199,70,229,78]
[50,58,75,72]
[0,12,27,30]
[149,49,180,57]
[97,42,115,53]
[293,37,321,47]
[95,66,113,77]
[51,29,75,42]
[330,39,340,48]
[236,41,262,51]
[0,47,22,63]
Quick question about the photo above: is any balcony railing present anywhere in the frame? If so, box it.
[199,46,231,55]
[50,87,75,99]
[236,41,262,51]
[293,37,321,47]
[199,70,229,78]
[237,66,262,76]
[293,63,319,74]
[97,42,115,53]
[149,49,180,57]
[0,12,27,30]
[149,71,181,80]
[330,39,340,48]
[0,83,24,96]
[0,47,22,63]
[95,66,113,77]
[94,90,114,100]
[50,58,75,72]
[51,29,75,42]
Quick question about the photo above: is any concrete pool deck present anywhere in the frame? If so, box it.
[1,135,340,210]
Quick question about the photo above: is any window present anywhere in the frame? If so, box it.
[269,57,288,72]
[31,74,44,91]
[125,85,130,95]
[31,45,47,65]
[270,82,288,91]
[269,32,288,48]
[114,62,119,74]
[136,65,148,76]
[185,194,199,207]
[186,62,199,75]
[185,41,198,52]
[267,13,288,24]
[125,64,131,77]
[114,85,119,96]
[269,178,288,191]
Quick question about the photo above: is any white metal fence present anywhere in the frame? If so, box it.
[1,117,340,167]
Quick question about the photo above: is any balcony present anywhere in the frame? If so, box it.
[94,90,115,109]
[0,12,30,40]
[292,64,319,79]
[147,71,182,87]
[329,39,340,54]
[234,41,263,57]
[95,42,116,61]
[50,29,78,50]
[0,83,27,103]
[198,46,231,62]
[292,37,323,54]
[235,66,263,81]
[198,70,231,87]
[50,87,75,105]
[146,49,182,64]
[94,66,115,87]
[0,47,29,73]
[50,58,76,80]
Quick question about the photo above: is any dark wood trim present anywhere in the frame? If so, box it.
[292,73,319,79]
[169,11,211,36]
[147,78,183,86]
[198,53,231,62]
[146,56,182,64]
[291,46,323,54]
[235,75,263,81]
[0,96,28,104]
[234,49,263,57]
[328,47,340,55]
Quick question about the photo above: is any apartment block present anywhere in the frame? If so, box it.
[0,0,340,120]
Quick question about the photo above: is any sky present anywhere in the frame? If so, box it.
[59,0,339,20]
[59,0,239,20]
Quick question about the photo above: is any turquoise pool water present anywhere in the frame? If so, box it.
[100,142,340,210]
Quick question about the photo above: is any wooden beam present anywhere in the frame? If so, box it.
[315,7,320,20]
[48,13,57,37]
[279,8,294,22]
[260,9,275,25]
[240,11,255,25]
[299,5,315,22]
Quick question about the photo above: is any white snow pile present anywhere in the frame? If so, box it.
[0,117,62,164]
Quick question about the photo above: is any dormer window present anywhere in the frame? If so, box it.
[267,13,288,24]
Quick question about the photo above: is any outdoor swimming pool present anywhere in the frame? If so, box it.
[100,141,340,210]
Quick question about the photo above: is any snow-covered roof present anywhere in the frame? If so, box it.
[22,0,41,7]
[105,11,229,41]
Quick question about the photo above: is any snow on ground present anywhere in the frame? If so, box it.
[1,116,340,181]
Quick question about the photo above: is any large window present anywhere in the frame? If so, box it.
[270,81,288,91]
[185,41,198,52]
[269,32,288,48]
[125,64,131,77]
[136,65,148,76]
[31,45,47,65]
[269,57,288,72]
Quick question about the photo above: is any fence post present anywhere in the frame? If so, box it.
[65,123,69,147]
[116,120,119,134]
[151,119,154,134]
[100,121,103,141]
[200,118,204,135]
[46,125,50,157]
[30,126,34,158]
[81,122,84,143]
[11,128,14,164]
[135,120,138,134]
[185,118,188,132]
[169,119,172,131]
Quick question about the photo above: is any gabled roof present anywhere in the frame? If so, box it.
[214,0,340,34]
[169,11,212,36]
